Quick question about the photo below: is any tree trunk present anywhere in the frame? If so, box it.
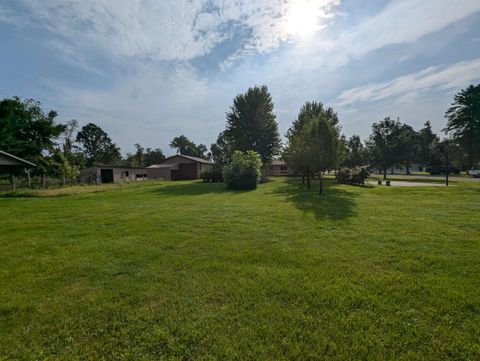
[62,174,66,186]
[319,172,323,194]
[11,174,16,191]
[27,169,31,188]
[390,167,394,175]
[42,174,46,189]
[383,166,387,180]
[406,162,410,175]
[306,171,311,189]
[302,175,305,184]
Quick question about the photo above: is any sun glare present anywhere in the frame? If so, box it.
[286,1,321,38]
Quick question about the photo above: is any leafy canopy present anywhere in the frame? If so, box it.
[76,123,122,167]
[169,135,208,159]
[0,97,65,163]
[225,85,280,163]
[223,150,262,190]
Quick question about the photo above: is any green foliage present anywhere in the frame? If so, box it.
[223,150,261,190]
[444,84,480,166]
[76,123,122,166]
[210,131,232,166]
[169,135,208,159]
[417,121,440,167]
[143,147,166,166]
[336,167,370,185]
[366,117,404,177]
[287,101,341,139]
[0,97,65,165]
[200,167,223,182]
[125,144,166,167]
[285,102,341,192]
[343,135,367,168]
[225,85,280,163]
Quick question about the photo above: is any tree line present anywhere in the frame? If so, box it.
[1,83,479,187]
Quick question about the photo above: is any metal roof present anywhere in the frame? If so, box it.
[147,164,175,168]
[0,150,36,167]
[163,154,215,165]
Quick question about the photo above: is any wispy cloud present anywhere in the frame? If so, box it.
[3,0,339,64]
[334,58,480,107]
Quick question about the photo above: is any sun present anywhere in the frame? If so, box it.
[285,1,321,38]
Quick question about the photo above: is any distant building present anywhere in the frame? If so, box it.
[265,159,294,176]
[79,154,214,183]
[0,150,36,190]
[158,154,214,180]
[0,150,36,171]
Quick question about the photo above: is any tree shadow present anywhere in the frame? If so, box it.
[148,180,241,196]
[272,178,358,220]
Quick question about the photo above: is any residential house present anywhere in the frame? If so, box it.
[265,159,294,176]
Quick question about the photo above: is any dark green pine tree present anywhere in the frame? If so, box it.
[444,84,480,167]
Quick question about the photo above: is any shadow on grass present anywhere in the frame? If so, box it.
[149,180,241,196]
[273,177,358,220]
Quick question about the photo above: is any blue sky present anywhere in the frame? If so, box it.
[1,0,480,155]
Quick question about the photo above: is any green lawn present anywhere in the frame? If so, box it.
[1,178,479,360]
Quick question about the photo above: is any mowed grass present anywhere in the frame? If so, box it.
[1,178,479,360]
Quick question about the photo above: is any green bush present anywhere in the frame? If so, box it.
[223,151,262,190]
[201,168,223,182]
[336,167,369,185]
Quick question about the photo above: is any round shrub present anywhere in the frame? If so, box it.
[223,151,261,190]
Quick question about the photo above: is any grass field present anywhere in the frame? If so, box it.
[1,178,479,360]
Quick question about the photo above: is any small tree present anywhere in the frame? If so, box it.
[285,102,341,191]
[301,115,340,194]
[223,151,262,190]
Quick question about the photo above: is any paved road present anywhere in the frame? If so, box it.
[372,174,480,183]
[368,180,444,187]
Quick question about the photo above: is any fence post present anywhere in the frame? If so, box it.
[11,174,16,191]
[27,169,31,188]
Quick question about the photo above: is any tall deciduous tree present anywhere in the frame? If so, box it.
[225,85,280,164]
[397,123,419,174]
[344,135,366,168]
[0,97,65,165]
[444,84,480,166]
[169,135,207,159]
[287,101,341,139]
[125,144,166,166]
[366,117,403,179]
[144,148,166,166]
[210,131,232,166]
[76,123,121,166]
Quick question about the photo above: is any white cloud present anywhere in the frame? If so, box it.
[49,63,224,152]
[4,0,339,63]
[334,58,480,107]
[337,0,480,62]
[279,0,480,74]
